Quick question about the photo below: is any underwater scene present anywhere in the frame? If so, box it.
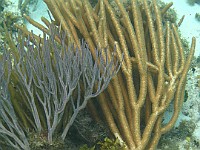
[0,0,200,149]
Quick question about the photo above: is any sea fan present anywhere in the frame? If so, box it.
[0,24,121,149]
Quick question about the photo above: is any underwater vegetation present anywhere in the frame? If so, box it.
[187,0,200,6]
[0,0,23,51]
[0,23,120,149]
[0,11,21,32]
[0,0,197,149]
[80,137,127,150]
[195,13,200,22]
[18,0,39,13]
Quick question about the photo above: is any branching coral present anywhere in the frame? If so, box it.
[0,51,30,149]
[3,0,196,149]
[16,0,196,149]
[0,23,120,149]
